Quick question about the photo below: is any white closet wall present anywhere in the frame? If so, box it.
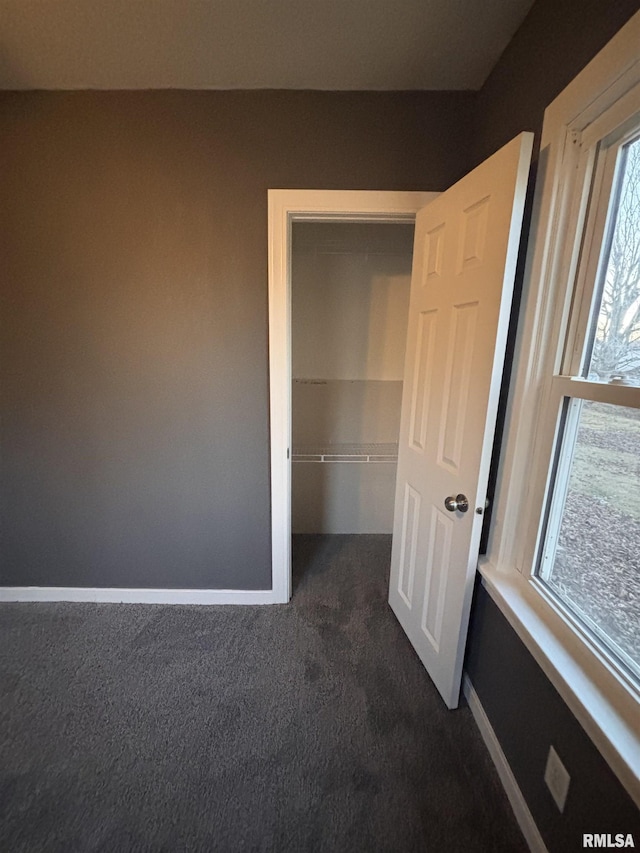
[291,222,413,533]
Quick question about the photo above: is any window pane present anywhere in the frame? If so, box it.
[538,400,640,680]
[586,136,640,386]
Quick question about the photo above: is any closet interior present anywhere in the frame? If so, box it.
[291,221,415,534]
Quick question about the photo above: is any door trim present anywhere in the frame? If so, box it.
[268,189,438,602]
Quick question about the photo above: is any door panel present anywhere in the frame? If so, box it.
[397,483,420,607]
[439,300,478,472]
[422,506,452,649]
[389,133,533,708]
[409,310,437,452]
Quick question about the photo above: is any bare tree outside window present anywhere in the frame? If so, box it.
[588,136,640,385]
[539,134,640,681]
[543,401,640,680]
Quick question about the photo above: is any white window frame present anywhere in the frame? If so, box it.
[478,10,640,806]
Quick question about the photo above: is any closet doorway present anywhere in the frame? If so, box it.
[268,190,437,603]
[270,136,531,708]
[291,220,414,536]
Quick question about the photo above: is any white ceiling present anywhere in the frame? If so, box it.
[0,0,535,91]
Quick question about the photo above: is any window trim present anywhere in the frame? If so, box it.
[480,10,640,806]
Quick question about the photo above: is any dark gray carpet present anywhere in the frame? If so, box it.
[1,534,527,852]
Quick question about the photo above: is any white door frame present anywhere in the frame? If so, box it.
[268,189,438,602]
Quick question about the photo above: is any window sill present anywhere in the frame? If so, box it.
[476,556,640,808]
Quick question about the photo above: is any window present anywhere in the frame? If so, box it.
[534,128,640,686]
[480,11,640,798]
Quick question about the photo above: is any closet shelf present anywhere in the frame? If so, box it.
[292,442,398,463]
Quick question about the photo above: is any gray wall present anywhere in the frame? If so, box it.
[465,1,640,848]
[0,90,473,589]
[466,586,640,847]
[471,0,640,167]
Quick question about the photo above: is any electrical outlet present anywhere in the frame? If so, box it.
[544,746,570,812]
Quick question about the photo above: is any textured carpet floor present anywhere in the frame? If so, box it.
[1,535,527,852]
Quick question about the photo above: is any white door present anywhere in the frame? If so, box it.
[389,132,533,708]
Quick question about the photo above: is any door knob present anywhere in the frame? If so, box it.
[444,494,469,513]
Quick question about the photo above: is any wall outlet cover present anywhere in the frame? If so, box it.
[544,745,571,812]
